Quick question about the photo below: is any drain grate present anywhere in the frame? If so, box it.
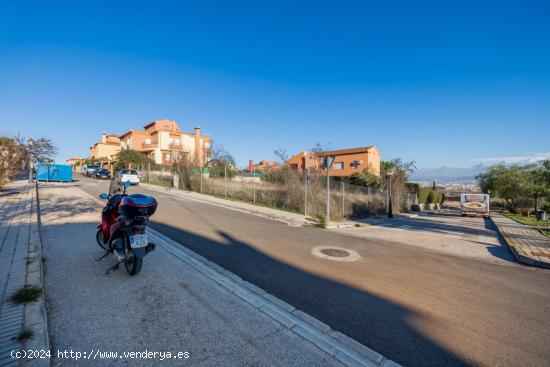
[312,246,361,262]
[320,248,350,258]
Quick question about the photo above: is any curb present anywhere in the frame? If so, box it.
[148,228,400,367]
[76,184,401,367]
[490,215,550,269]
[21,183,50,367]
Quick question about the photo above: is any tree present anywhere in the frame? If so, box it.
[539,160,550,188]
[203,144,236,178]
[115,149,151,170]
[380,159,416,189]
[477,165,531,211]
[0,137,25,187]
[205,144,235,167]
[527,164,550,212]
[273,148,289,164]
[23,137,57,165]
[349,168,381,188]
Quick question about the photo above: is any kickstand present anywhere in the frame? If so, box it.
[105,260,123,275]
[95,251,110,262]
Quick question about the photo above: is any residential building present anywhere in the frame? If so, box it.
[244,160,282,174]
[66,157,84,171]
[287,146,381,177]
[287,151,319,172]
[89,133,121,167]
[119,119,212,166]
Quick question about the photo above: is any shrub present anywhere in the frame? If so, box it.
[11,286,42,304]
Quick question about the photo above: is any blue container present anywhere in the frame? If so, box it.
[36,164,72,182]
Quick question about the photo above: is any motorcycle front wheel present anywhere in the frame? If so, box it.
[96,229,109,251]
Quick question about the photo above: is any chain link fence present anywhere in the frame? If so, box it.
[136,164,410,221]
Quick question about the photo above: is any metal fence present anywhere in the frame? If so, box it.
[136,164,410,221]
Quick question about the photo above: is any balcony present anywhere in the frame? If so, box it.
[168,143,189,151]
[141,143,157,151]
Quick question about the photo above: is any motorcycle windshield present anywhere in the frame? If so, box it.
[109,178,124,197]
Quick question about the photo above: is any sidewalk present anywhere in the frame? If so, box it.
[491,213,550,268]
[0,180,48,367]
[40,182,398,366]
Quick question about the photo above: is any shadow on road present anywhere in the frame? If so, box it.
[150,221,470,367]
[41,179,550,367]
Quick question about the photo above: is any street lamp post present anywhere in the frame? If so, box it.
[386,169,395,218]
[27,138,34,183]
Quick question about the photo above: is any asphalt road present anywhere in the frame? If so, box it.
[74,176,550,367]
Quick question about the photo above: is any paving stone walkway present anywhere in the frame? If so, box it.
[491,213,550,268]
[0,181,32,367]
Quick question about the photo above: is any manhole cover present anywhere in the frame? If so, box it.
[320,248,350,257]
[311,246,361,262]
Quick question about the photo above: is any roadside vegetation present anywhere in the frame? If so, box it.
[116,143,448,220]
[126,142,433,219]
[0,135,56,189]
[477,160,550,232]
[16,329,33,341]
[11,286,42,304]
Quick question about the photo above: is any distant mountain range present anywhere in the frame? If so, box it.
[410,158,549,182]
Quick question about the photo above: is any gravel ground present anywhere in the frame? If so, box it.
[39,183,342,367]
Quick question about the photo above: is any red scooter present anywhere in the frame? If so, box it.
[96,181,157,275]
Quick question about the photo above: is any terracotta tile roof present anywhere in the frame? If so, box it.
[119,129,149,138]
[319,146,375,156]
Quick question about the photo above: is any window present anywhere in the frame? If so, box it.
[333,162,344,170]
[351,160,362,169]
[145,138,151,144]
[165,153,171,161]
[175,138,180,145]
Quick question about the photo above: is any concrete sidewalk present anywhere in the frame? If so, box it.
[491,213,550,268]
[40,183,398,366]
[0,180,48,367]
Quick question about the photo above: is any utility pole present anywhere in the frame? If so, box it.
[27,138,34,183]
[323,156,334,221]
[387,169,394,218]
[200,166,203,194]
[224,164,227,198]
[304,170,308,216]
[253,165,256,204]
[342,179,345,217]
[326,165,330,221]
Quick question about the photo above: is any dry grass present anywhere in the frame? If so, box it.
[140,168,405,220]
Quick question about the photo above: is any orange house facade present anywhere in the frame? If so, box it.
[119,119,212,166]
[287,146,380,177]
[89,133,122,167]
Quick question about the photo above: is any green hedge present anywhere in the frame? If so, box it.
[418,188,443,204]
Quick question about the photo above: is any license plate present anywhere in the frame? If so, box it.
[129,234,148,248]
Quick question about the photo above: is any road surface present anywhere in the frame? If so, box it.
[74,176,550,367]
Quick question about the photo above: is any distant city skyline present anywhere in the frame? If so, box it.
[1,1,549,169]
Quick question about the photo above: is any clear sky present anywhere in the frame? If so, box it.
[1,0,549,168]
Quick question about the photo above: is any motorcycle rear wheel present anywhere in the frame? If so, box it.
[124,248,142,275]
[96,229,109,251]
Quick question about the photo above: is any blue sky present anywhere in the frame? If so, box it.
[1,0,549,168]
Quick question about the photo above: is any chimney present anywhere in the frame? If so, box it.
[194,126,201,166]
[101,133,107,143]
[248,160,253,172]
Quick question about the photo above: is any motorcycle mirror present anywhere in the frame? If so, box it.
[99,193,109,200]
[123,180,131,189]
